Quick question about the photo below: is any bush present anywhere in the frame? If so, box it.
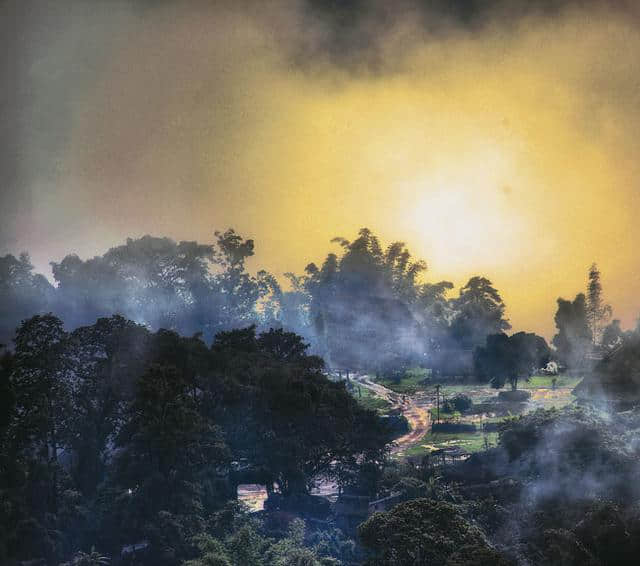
[444,394,473,413]
[381,414,410,438]
[358,499,505,565]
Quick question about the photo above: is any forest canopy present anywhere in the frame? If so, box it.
[0,228,514,377]
[0,314,391,564]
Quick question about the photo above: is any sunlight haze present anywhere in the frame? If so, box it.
[2,0,639,338]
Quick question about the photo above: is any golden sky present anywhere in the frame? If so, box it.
[2,1,640,338]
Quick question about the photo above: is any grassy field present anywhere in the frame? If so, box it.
[358,371,583,458]
[411,375,582,457]
[350,383,392,413]
[376,370,583,397]
[404,430,499,458]
[375,368,431,395]
[519,374,582,389]
[428,408,461,421]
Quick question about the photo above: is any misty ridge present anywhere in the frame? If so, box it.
[1,227,631,377]
[0,227,516,368]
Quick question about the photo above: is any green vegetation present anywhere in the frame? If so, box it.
[520,374,582,389]
[2,227,638,566]
[375,372,581,398]
[437,376,579,401]
[185,516,343,566]
[429,408,461,421]
[366,405,640,565]
[350,383,392,413]
[0,316,391,565]
[375,367,430,395]
[359,499,512,565]
[404,431,499,458]
[438,383,479,395]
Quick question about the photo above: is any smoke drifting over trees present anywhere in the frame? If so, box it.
[0,230,274,346]
[1,228,522,377]
[4,227,632,383]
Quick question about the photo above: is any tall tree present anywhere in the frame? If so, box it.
[449,277,511,350]
[50,229,272,342]
[586,263,612,345]
[65,316,150,496]
[359,499,511,565]
[300,228,427,369]
[211,229,268,333]
[206,325,389,497]
[52,236,215,333]
[0,253,55,344]
[111,362,229,552]
[552,294,592,368]
[11,315,71,516]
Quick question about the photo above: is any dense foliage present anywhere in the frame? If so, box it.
[298,230,510,372]
[0,315,390,565]
[552,293,592,369]
[0,230,277,346]
[456,406,640,565]
[474,331,551,390]
[0,228,512,377]
[4,228,640,566]
[358,499,511,565]
[359,406,640,565]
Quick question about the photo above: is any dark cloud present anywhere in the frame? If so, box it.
[296,0,638,70]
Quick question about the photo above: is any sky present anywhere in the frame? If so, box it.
[1,0,640,339]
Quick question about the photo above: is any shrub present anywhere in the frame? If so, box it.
[445,394,473,413]
[358,499,503,565]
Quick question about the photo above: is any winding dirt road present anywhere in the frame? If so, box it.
[241,375,434,508]
[353,375,432,455]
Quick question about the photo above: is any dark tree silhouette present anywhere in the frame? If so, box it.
[586,263,612,345]
[552,293,592,369]
[298,228,435,370]
[11,315,71,516]
[449,276,511,350]
[0,253,55,344]
[474,331,551,390]
[50,230,273,342]
[359,499,511,565]
[1,313,391,564]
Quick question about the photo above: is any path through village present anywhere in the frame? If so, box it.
[352,374,432,455]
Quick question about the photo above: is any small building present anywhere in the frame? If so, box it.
[429,446,470,467]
